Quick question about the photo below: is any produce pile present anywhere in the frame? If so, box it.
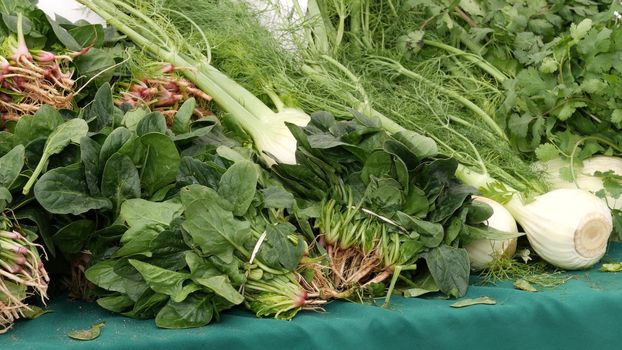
[0,0,620,332]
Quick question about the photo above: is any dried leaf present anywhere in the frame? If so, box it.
[22,306,51,319]
[600,263,622,272]
[450,296,496,308]
[68,322,105,341]
[514,279,538,292]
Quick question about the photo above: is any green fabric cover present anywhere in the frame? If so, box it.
[3,243,622,350]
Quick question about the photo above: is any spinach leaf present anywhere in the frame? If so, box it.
[23,118,89,195]
[52,219,96,255]
[96,294,134,313]
[171,98,196,134]
[137,112,167,136]
[423,246,470,298]
[83,83,114,132]
[217,160,258,216]
[85,259,149,301]
[155,293,214,329]
[13,105,64,146]
[140,133,181,196]
[119,198,183,230]
[193,276,243,304]
[34,165,112,215]
[176,156,224,189]
[129,259,196,303]
[99,127,131,164]
[101,153,141,213]
[0,145,24,188]
[80,136,102,196]
[181,185,252,263]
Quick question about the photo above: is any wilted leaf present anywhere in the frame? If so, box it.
[68,322,105,341]
[450,296,496,308]
[600,263,622,272]
[514,279,538,292]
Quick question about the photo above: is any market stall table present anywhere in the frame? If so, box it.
[3,243,622,350]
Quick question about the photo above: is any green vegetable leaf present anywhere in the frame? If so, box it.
[424,246,470,298]
[80,136,102,195]
[122,290,169,319]
[99,127,131,164]
[101,154,141,212]
[155,294,214,329]
[53,219,96,255]
[260,186,295,208]
[85,259,148,301]
[84,83,114,132]
[570,19,592,42]
[194,276,244,304]
[119,199,183,229]
[181,185,252,263]
[113,224,162,258]
[122,108,149,131]
[74,48,118,86]
[260,223,304,271]
[402,269,439,297]
[557,101,586,121]
[177,156,224,189]
[612,110,622,128]
[218,160,258,216]
[171,98,196,134]
[140,133,181,196]
[34,165,112,215]
[96,294,134,313]
[23,118,89,195]
[0,145,24,188]
[129,259,192,302]
[13,105,64,146]
[137,112,167,136]
[534,143,559,161]
[46,16,81,51]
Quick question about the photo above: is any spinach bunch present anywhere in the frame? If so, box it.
[273,111,504,302]
[86,151,316,326]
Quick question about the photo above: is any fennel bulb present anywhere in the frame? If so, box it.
[457,165,612,270]
[464,196,518,271]
[505,189,611,270]
[539,156,622,210]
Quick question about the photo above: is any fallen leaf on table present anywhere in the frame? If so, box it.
[450,296,496,308]
[68,321,105,341]
[514,279,538,292]
[600,263,622,272]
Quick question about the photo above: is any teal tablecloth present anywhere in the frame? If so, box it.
[3,243,622,350]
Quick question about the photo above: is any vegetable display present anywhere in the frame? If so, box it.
[0,0,620,334]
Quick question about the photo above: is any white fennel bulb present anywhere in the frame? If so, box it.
[456,165,613,270]
[464,196,518,271]
[539,156,622,210]
[504,188,612,270]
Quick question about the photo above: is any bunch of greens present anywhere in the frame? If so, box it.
[83,134,323,325]
[0,0,126,121]
[273,111,518,303]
